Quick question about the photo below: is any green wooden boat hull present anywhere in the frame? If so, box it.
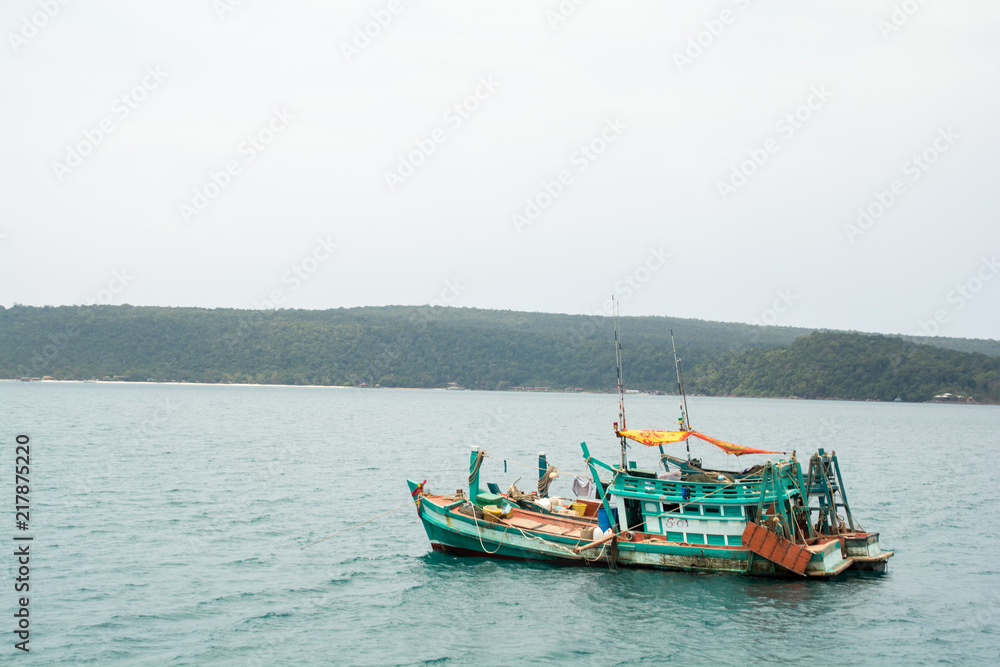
[407,439,893,577]
[408,480,860,576]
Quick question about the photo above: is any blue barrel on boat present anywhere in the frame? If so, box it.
[597,507,619,532]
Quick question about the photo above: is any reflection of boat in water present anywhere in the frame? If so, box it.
[407,304,893,577]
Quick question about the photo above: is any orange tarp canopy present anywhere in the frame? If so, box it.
[616,429,782,457]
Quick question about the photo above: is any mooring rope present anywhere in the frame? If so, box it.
[469,506,506,555]
[468,449,485,486]
[461,500,606,563]
[537,464,558,496]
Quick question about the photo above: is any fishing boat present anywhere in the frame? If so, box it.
[406,309,893,577]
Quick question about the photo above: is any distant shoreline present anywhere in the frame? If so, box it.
[3,378,996,405]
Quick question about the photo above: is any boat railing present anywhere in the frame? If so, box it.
[615,474,799,503]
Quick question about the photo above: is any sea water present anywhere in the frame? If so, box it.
[2,382,998,665]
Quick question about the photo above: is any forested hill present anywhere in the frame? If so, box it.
[0,305,997,403]
[688,331,1000,403]
[0,304,807,388]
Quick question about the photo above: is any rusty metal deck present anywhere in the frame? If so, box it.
[742,522,811,575]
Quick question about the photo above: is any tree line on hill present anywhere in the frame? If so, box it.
[687,331,1000,403]
[0,304,997,403]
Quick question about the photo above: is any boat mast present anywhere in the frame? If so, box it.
[670,330,692,461]
[613,298,628,468]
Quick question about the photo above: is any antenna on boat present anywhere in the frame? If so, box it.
[670,330,692,461]
[613,297,628,468]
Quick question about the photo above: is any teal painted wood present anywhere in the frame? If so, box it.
[416,496,586,563]
[468,447,481,501]
[423,518,567,563]
[831,454,856,530]
[410,482,764,571]
[581,442,621,534]
[614,539,744,560]
[538,452,548,498]
[610,467,801,504]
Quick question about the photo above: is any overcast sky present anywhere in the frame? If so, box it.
[2,1,998,340]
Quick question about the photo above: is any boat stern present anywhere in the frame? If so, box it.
[842,531,894,572]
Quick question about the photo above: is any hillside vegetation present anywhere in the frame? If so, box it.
[689,331,1000,403]
[1,305,997,403]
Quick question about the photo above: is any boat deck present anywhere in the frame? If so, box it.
[424,494,748,550]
